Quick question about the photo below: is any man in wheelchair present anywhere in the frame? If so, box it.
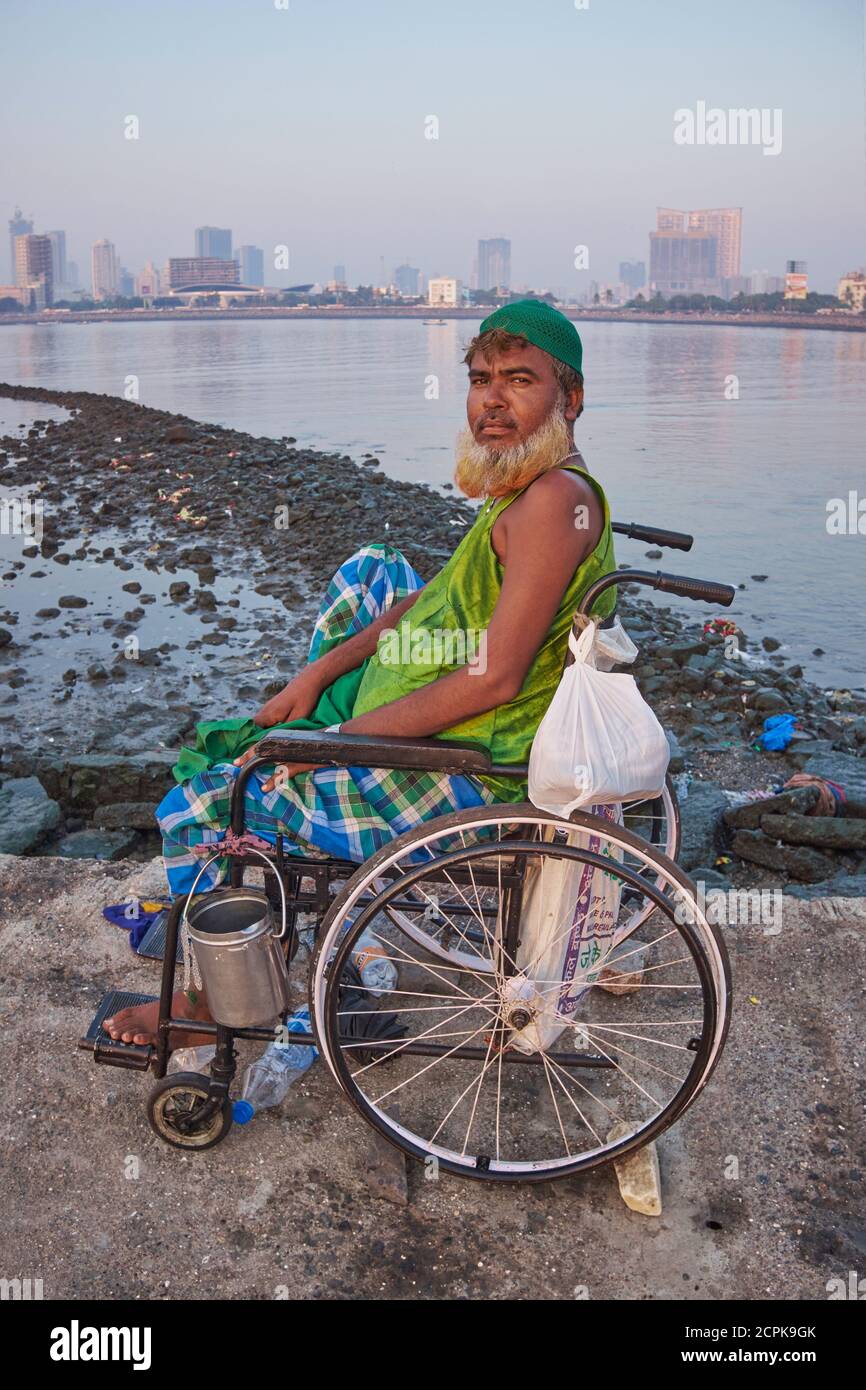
[104,299,617,1046]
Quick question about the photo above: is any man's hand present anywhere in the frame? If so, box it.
[233,742,321,792]
[254,667,322,728]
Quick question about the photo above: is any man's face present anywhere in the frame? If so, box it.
[466,343,581,447]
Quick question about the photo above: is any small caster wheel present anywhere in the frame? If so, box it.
[147,1072,233,1151]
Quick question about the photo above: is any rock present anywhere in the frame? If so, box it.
[689,866,730,890]
[0,776,62,853]
[58,595,87,609]
[762,636,781,652]
[35,607,60,619]
[27,751,177,813]
[165,423,194,443]
[785,875,866,900]
[802,752,866,803]
[179,547,212,566]
[724,785,820,829]
[730,830,836,882]
[668,640,709,667]
[0,628,12,647]
[86,664,108,681]
[760,814,866,852]
[665,729,685,774]
[57,829,139,860]
[92,801,158,831]
[168,581,190,600]
[679,780,727,871]
[752,688,788,713]
[607,1122,662,1216]
[788,739,835,764]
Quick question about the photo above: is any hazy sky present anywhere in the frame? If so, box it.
[2,0,864,292]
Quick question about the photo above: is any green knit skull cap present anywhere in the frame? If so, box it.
[477,299,583,377]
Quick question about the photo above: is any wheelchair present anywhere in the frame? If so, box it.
[80,522,735,1183]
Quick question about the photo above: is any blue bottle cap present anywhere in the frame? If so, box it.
[232,1099,255,1125]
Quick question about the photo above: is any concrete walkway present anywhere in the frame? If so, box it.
[0,852,862,1300]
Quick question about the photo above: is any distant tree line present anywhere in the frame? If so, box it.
[624,290,851,314]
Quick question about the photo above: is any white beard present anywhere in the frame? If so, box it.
[453,405,573,499]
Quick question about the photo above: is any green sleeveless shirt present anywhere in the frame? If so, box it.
[352,461,617,800]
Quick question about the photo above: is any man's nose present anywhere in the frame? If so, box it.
[482,378,508,409]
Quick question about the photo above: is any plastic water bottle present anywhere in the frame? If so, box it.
[350,929,398,996]
[167,1045,216,1076]
[232,1007,317,1125]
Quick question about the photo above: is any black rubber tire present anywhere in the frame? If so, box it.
[147,1072,234,1151]
[312,802,731,1184]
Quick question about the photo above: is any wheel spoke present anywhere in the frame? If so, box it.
[319,806,726,1177]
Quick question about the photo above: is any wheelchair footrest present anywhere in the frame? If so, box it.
[79,990,157,1070]
[134,910,183,964]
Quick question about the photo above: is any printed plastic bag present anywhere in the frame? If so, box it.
[528,620,669,817]
[507,805,624,1055]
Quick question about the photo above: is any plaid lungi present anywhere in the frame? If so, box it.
[157,544,498,898]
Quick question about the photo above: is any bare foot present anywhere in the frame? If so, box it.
[103,989,214,1047]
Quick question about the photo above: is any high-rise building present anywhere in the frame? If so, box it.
[45,231,67,290]
[118,266,135,298]
[749,269,785,295]
[91,239,119,300]
[477,237,511,291]
[333,264,346,285]
[394,263,420,296]
[195,226,232,260]
[168,257,240,288]
[428,277,461,307]
[656,208,742,280]
[649,228,719,296]
[15,233,54,306]
[8,207,33,281]
[619,260,646,292]
[236,245,265,286]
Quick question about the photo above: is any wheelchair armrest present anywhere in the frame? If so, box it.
[252,729,493,775]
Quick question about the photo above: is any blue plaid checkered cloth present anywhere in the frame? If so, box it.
[157,544,498,898]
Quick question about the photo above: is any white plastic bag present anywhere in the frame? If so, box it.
[528,620,670,817]
[509,805,624,1055]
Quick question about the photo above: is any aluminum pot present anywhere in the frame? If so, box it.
[185,888,290,1028]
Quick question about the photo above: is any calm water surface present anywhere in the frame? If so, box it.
[1,318,864,688]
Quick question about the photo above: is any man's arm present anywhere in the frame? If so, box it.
[254,587,423,727]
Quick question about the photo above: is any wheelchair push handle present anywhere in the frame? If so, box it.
[576,567,736,617]
[612,521,694,552]
[652,571,736,606]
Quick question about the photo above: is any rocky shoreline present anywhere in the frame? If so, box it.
[1,382,864,897]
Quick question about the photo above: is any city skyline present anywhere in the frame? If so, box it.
[1,0,862,298]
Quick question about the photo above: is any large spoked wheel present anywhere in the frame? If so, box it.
[311,804,729,1183]
[368,776,680,972]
